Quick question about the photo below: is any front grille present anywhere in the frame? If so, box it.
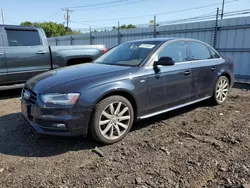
[22,88,38,105]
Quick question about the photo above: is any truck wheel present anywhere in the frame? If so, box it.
[90,96,134,144]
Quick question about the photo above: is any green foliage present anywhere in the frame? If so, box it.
[20,21,81,37]
[112,24,136,30]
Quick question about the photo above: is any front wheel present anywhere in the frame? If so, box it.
[211,76,230,105]
[89,96,134,144]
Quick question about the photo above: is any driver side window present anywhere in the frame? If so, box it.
[158,41,188,63]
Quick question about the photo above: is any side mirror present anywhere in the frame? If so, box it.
[154,57,175,66]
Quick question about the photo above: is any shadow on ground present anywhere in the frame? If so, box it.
[0,112,98,158]
[0,88,22,100]
[233,82,250,90]
[0,100,210,158]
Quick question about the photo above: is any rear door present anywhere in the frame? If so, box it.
[146,40,193,114]
[2,27,51,83]
[0,27,7,84]
[187,41,220,99]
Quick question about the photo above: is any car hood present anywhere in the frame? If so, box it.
[26,63,136,93]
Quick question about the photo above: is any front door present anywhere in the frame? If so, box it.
[146,40,193,114]
[0,27,7,85]
[2,27,51,84]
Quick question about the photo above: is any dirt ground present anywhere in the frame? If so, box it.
[0,84,249,188]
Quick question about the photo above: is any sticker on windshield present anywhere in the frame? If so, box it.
[139,44,155,49]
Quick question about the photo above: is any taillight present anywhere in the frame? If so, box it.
[103,48,108,54]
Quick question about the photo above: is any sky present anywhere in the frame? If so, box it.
[1,0,250,30]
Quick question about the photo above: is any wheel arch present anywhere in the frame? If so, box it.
[220,72,232,86]
[218,71,232,86]
[94,89,138,120]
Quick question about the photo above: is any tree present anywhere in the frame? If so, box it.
[112,24,136,30]
[21,21,32,26]
[20,21,80,37]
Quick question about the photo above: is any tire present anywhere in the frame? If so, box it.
[211,76,230,105]
[89,95,134,144]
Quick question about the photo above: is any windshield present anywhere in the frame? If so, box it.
[94,41,162,66]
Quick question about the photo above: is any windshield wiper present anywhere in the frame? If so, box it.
[95,62,136,67]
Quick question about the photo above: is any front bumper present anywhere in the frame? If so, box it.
[21,99,91,137]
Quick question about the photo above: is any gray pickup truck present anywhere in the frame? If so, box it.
[0,25,107,90]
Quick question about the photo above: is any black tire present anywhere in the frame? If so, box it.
[89,95,134,144]
[211,76,230,105]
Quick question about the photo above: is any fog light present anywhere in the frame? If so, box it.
[52,123,66,129]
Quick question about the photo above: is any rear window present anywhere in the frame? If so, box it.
[188,41,211,60]
[5,29,41,46]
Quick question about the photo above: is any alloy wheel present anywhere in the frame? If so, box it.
[99,101,131,140]
[216,77,229,103]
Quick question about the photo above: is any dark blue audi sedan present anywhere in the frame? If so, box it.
[21,38,234,144]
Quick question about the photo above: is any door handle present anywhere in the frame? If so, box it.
[211,67,216,71]
[36,51,47,54]
[184,70,191,76]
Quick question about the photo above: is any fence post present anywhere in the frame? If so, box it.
[89,26,92,45]
[70,36,73,45]
[154,15,156,38]
[118,21,121,45]
[213,8,219,48]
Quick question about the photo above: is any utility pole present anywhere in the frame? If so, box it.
[1,9,4,24]
[221,0,225,19]
[62,8,73,30]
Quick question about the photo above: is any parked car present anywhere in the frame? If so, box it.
[21,38,234,144]
[0,25,107,90]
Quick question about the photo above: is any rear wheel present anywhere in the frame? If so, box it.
[90,96,134,144]
[211,76,229,105]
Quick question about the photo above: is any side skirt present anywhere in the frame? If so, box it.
[139,96,211,119]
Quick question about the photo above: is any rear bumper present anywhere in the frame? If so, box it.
[21,99,91,137]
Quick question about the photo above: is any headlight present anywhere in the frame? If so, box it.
[41,93,80,105]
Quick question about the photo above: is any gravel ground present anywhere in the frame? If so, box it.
[0,84,249,188]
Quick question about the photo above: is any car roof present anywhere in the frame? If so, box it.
[124,37,203,43]
[126,38,174,43]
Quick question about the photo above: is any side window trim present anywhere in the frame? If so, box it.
[0,27,3,47]
[208,46,221,59]
[185,40,192,61]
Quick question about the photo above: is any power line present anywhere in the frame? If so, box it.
[70,20,110,29]
[72,0,146,11]
[158,12,216,26]
[45,9,63,18]
[75,0,239,22]
[70,9,250,31]
[145,9,250,26]
[66,0,130,9]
